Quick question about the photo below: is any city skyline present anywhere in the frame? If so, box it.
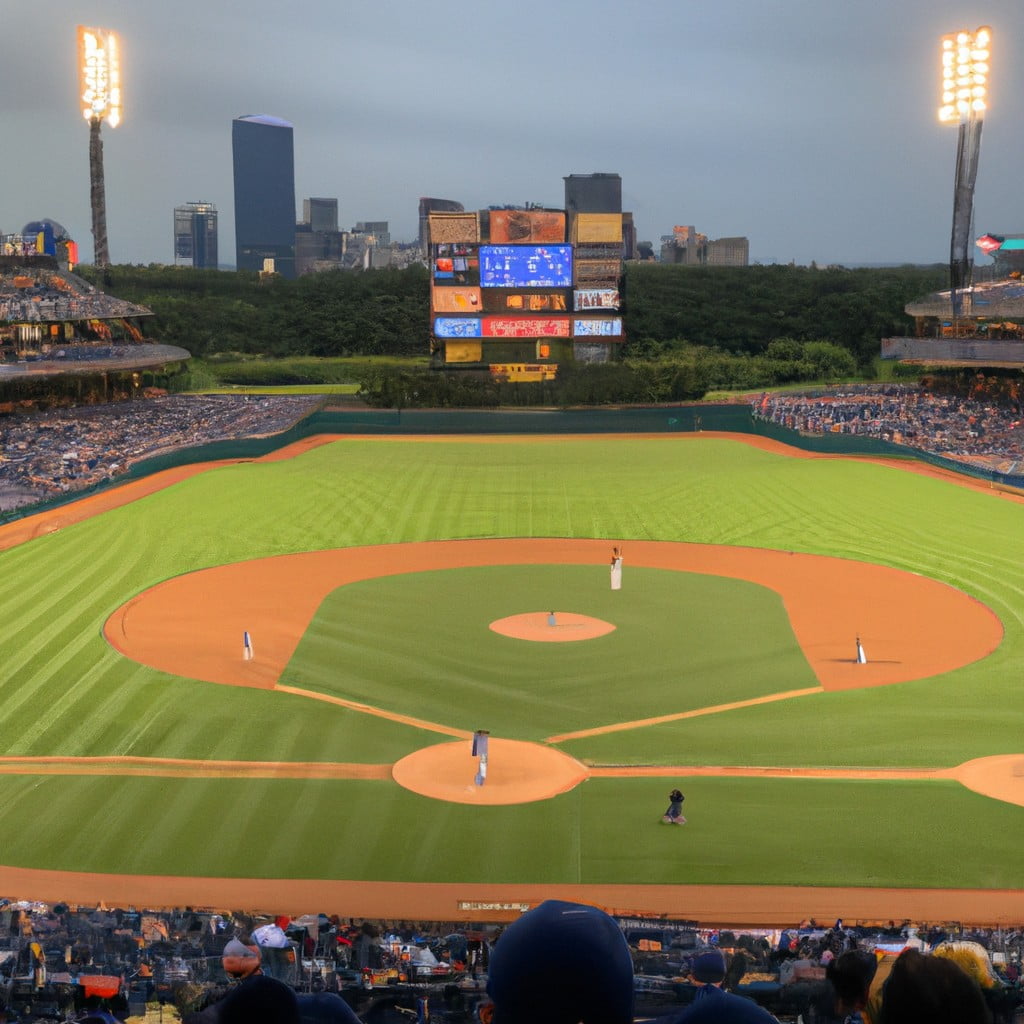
[2,0,1023,268]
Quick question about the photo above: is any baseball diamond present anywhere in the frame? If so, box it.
[0,430,1022,925]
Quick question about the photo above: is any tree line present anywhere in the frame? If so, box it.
[77,262,944,364]
[75,262,947,404]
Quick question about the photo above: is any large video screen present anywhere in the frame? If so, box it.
[480,246,572,288]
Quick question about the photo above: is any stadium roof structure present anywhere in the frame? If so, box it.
[0,256,191,384]
[0,256,154,326]
[904,277,1024,320]
[882,276,1024,366]
[905,276,1024,319]
[0,343,190,382]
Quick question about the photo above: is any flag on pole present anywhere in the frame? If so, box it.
[243,630,254,661]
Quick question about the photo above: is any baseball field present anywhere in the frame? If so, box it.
[0,429,1022,925]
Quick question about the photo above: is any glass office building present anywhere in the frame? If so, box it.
[173,202,219,268]
[231,114,296,277]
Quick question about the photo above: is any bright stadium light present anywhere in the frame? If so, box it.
[938,25,990,123]
[938,25,993,319]
[78,26,122,128]
[77,25,123,267]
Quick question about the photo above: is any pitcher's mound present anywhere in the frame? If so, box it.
[392,739,589,804]
[490,612,615,642]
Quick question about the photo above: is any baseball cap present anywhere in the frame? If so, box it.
[486,900,634,1024]
[691,949,728,983]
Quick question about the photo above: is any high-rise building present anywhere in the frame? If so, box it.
[661,225,706,265]
[621,212,637,262]
[354,221,390,247]
[303,198,338,233]
[661,226,749,266]
[296,198,344,275]
[564,174,633,261]
[173,202,219,268]
[563,173,622,216]
[231,114,296,278]
[706,236,750,267]
[418,198,464,254]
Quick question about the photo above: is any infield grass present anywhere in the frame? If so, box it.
[283,566,817,740]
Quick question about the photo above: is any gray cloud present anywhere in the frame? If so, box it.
[2,0,1021,266]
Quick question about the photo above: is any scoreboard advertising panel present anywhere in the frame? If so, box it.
[573,317,623,337]
[485,291,568,313]
[434,317,572,339]
[479,246,572,288]
[574,288,620,310]
[431,288,481,312]
[488,210,566,244]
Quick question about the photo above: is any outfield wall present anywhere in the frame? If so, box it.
[3,403,1021,525]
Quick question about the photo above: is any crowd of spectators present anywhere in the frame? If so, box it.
[0,270,149,325]
[0,395,322,512]
[750,384,1024,478]
[1,900,1021,1024]
[7,345,149,365]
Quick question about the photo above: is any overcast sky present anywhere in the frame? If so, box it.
[3,0,1022,268]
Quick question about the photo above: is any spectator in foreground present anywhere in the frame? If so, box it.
[807,948,878,1024]
[211,938,363,1024]
[669,949,780,1024]
[219,975,300,1024]
[486,899,634,1024]
[878,949,991,1024]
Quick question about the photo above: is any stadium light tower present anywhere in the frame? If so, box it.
[939,25,991,319]
[77,25,122,268]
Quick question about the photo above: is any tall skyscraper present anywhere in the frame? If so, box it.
[231,114,296,277]
[173,201,219,268]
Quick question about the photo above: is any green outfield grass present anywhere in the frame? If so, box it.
[0,436,1022,891]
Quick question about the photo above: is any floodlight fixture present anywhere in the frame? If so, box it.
[938,26,991,123]
[939,25,993,319]
[77,25,122,267]
[77,26,122,129]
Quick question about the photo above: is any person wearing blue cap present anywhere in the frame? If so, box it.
[486,899,634,1024]
[660,949,780,1024]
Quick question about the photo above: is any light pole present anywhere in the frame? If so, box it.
[77,26,122,268]
[939,26,991,321]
